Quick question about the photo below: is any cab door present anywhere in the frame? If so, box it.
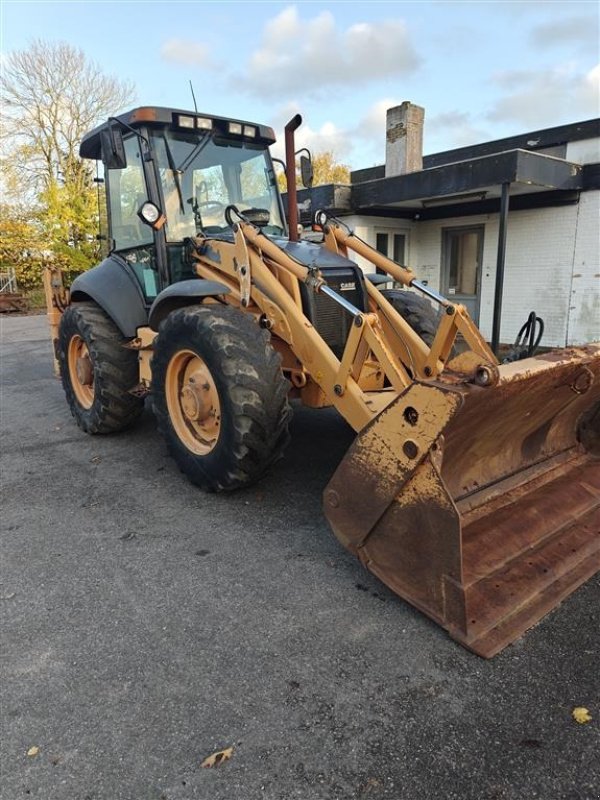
[105,134,162,303]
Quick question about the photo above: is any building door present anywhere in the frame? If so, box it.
[442,226,484,324]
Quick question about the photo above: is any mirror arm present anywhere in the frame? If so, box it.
[107,117,154,161]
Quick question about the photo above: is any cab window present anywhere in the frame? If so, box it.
[107,136,154,252]
[106,135,159,300]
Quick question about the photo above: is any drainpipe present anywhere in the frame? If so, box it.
[491,182,511,355]
[285,114,302,242]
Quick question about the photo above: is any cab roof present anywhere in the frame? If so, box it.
[79,106,277,160]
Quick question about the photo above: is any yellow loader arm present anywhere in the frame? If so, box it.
[194,210,600,657]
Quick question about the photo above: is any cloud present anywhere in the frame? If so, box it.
[269,98,411,169]
[485,1,593,17]
[269,101,353,163]
[237,6,420,97]
[488,63,600,127]
[355,98,401,141]
[426,111,491,150]
[160,38,212,67]
[530,15,599,51]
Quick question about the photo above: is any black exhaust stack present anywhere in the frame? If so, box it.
[285,114,302,242]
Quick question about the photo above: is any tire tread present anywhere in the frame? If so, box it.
[152,305,291,491]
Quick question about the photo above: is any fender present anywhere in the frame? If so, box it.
[148,279,231,331]
[70,256,148,337]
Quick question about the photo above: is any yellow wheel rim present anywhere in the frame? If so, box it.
[67,334,94,409]
[165,349,221,455]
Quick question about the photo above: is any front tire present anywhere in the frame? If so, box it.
[152,305,291,491]
[58,302,144,434]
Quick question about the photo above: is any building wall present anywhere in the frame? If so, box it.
[569,189,600,344]
[338,215,415,274]
[342,195,599,347]
[566,138,600,164]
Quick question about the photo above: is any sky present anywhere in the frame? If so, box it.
[1,0,599,170]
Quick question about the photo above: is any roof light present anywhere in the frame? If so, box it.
[196,117,213,130]
[177,115,195,129]
[243,125,257,138]
[228,122,243,135]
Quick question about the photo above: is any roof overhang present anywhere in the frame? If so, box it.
[351,149,583,214]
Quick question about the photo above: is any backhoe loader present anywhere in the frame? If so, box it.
[44,106,600,657]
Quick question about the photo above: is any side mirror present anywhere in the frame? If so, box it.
[300,153,313,188]
[101,124,127,169]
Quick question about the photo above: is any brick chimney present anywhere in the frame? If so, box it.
[385,102,425,177]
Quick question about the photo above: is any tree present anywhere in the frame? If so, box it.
[0,203,90,291]
[310,151,351,186]
[277,150,351,192]
[0,205,44,291]
[1,40,136,277]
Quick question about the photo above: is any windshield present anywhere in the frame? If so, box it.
[152,130,285,241]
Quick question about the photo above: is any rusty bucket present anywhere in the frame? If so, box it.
[324,345,600,657]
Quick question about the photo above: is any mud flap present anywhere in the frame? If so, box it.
[324,345,600,657]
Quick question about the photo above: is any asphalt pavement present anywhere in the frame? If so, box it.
[1,314,599,800]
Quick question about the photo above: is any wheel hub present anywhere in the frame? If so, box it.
[68,334,95,409]
[76,355,93,386]
[165,351,221,456]
[180,375,212,422]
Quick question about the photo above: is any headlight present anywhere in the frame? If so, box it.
[139,202,160,223]
[137,202,165,230]
[228,122,243,135]
[243,125,257,138]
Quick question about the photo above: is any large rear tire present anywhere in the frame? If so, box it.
[381,289,442,347]
[151,305,291,491]
[381,289,467,358]
[58,302,144,434]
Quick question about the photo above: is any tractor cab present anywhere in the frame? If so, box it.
[80,107,286,301]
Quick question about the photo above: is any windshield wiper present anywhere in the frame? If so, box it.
[162,134,184,214]
[175,133,212,176]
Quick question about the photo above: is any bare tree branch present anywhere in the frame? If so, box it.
[1,39,136,195]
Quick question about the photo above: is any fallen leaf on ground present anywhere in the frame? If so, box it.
[572,707,592,724]
[27,746,39,757]
[201,747,233,768]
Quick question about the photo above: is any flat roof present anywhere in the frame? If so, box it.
[351,118,599,185]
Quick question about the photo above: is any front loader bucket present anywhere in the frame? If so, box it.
[324,345,600,657]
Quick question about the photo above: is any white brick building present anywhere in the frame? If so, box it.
[298,107,600,348]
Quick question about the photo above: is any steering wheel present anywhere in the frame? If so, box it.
[195,201,226,213]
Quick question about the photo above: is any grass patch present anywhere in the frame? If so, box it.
[24,286,47,311]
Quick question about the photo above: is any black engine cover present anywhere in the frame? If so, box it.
[299,264,367,358]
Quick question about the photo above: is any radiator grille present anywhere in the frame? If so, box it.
[311,271,365,358]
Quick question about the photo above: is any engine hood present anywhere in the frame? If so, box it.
[276,238,359,271]
[197,232,358,271]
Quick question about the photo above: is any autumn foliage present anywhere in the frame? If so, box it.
[0,40,135,289]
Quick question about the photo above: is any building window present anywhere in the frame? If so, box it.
[376,233,388,256]
[375,231,406,274]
